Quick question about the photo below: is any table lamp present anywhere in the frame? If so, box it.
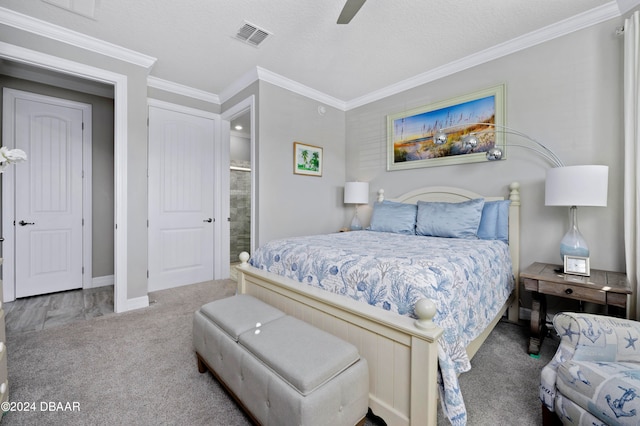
[544,165,608,260]
[344,182,369,230]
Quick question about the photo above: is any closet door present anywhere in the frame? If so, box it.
[148,104,215,291]
[11,93,87,298]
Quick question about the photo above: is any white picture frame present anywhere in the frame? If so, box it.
[563,255,590,276]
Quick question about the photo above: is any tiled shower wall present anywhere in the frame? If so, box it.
[230,160,251,262]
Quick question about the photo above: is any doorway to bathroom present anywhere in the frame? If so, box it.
[229,110,252,265]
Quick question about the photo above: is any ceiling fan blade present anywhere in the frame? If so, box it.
[337,0,367,24]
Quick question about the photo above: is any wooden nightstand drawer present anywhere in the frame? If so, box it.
[538,281,606,304]
[607,292,628,308]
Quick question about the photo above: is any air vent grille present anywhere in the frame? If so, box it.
[235,22,271,47]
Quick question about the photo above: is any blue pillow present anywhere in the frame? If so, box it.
[416,198,485,239]
[478,200,511,243]
[368,200,417,235]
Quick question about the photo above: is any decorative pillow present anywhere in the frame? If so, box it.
[477,200,511,243]
[368,200,417,235]
[416,198,485,239]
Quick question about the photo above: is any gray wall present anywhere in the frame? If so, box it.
[345,16,626,312]
[257,82,347,244]
[0,75,115,279]
[1,4,630,309]
[0,22,152,300]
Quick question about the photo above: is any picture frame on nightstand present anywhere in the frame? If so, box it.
[564,255,590,276]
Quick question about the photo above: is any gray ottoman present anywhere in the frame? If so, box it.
[193,295,369,426]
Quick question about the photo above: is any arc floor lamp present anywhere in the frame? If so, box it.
[433,123,608,261]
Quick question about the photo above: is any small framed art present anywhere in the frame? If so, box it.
[293,142,323,177]
[563,255,590,276]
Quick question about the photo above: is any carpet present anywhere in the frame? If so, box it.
[1,280,558,425]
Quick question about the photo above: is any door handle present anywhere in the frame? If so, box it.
[18,220,35,226]
[203,218,213,223]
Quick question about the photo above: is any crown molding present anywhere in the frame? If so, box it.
[220,3,623,111]
[255,67,346,110]
[1,2,624,112]
[218,67,260,104]
[220,66,347,110]
[147,76,220,104]
[0,6,156,70]
[345,2,622,110]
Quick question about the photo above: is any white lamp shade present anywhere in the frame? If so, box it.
[545,165,608,207]
[344,182,369,204]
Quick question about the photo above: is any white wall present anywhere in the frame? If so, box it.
[345,17,625,280]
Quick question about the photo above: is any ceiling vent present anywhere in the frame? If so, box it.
[234,21,271,47]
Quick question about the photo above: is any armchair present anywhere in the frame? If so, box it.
[541,312,640,425]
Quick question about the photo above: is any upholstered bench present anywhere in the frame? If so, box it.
[193,295,369,426]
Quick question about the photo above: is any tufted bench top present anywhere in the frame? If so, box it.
[194,294,369,426]
[199,294,285,341]
[239,315,361,396]
[200,295,361,396]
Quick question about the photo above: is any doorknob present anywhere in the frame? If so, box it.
[18,220,35,226]
[203,218,213,223]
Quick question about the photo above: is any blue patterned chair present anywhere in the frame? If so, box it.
[540,312,640,425]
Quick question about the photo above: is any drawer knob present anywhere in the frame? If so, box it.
[565,288,574,295]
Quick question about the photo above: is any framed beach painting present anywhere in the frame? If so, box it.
[293,142,323,176]
[387,84,506,170]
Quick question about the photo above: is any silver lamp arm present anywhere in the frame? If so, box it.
[433,123,564,168]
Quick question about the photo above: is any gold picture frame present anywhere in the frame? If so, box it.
[293,142,323,177]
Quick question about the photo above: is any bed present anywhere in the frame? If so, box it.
[235,182,521,426]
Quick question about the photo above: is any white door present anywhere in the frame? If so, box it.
[148,105,215,291]
[14,97,85,298]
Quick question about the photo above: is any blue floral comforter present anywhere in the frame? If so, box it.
[249,230,514,425]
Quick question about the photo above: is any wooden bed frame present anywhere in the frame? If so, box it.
[235,182,521,426]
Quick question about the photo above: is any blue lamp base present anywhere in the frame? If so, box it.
[559,206,589,259]
[350,212,362,231]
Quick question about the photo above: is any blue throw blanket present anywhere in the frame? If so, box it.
[249,230,514,425]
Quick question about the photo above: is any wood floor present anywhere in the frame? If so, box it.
[4,285,114,335]
[5,264,238,335]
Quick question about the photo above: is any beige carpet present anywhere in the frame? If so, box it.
[3,280,252,425]
[2,279,556,425]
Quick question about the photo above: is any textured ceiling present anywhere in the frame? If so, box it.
[0,0,627,102]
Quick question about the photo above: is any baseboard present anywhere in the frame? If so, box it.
[85,274,114,289]
[124,295,149,311]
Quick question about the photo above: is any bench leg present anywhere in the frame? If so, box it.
[542,403,562,426]
[196,353,207,374]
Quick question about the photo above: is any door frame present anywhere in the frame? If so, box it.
[221,95,256,274]
[0,42,131,312]
[2,88,93,302]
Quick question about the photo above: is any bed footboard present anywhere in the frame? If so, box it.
[236,253,443,426]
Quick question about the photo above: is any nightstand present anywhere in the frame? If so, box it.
[520,262,630,355]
